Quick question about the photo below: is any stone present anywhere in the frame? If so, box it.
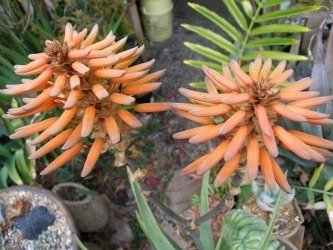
[0,204,5,223]
[13,206,55,240]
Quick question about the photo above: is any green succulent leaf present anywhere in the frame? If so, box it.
[15,149,34,185]
[200,171,214,250]
[127,167,176,250]
[255,5,321,22]
[309,163,324,188]
[0,167,8,188]
[6,157,23,186]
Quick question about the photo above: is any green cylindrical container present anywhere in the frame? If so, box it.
[140,0,173,42]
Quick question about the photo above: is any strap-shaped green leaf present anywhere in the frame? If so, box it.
[259,188,283,250]
[250,24,310,35]
[15,149,34,185]
[246,37,298,48]
[6,157,23,185]
[184,60,222,71]
[262,0,288,8]
[0,166,8,188]
[255,5,321,22]
[188,3,241,42]
[184,42,229,64]
[127,167,176,250]
[200,171,214,250]
[223,0,248,31]
[183,24,238,55]
[242,50,308,61]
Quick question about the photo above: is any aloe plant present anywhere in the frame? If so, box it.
[183,0,319,72]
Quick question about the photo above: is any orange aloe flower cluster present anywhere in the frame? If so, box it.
[1,23,169,177]
[171,57,333,193]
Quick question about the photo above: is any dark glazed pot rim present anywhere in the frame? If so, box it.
[0,185,79,250]
[52,182,92,206]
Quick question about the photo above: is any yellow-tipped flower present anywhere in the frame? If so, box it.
[2,23,170,176]
[172,57,333,193]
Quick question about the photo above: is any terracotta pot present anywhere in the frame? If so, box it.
[52,182,109,233]
[0,185,78,249]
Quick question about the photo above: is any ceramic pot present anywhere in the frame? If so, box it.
[52,182,109,233]
[0,185,78,249]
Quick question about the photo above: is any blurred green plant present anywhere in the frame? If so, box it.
[0,0,55,104]
[54,0,132,39]
[183,0,319,72]
[294,163,333,230]
[0,106,36,188]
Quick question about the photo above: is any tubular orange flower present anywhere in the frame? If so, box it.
[173,57,333,193]
[1,23,170,176]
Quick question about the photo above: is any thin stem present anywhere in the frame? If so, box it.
[238,0,263,62]
[293,185,333,196]
[188,230,204,250]
[195,200,227,225]
[139,182,189,225]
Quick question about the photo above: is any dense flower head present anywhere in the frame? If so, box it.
[1,23,169,177]
[171,57,333,193]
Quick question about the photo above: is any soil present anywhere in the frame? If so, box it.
[243,196,302,237]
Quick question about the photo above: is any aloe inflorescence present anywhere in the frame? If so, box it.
[171,57,333,192]
[1,23,169,176]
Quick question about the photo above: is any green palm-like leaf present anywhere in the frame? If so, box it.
[224,0,248,31]
[188,3,241,41]
[184,0,317,72]
[246,37,298,47]
[184,42,229,64]
[242,50,308,61]
[255,5,321,22]
[250,24,310,35]
[182,24,238,54]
